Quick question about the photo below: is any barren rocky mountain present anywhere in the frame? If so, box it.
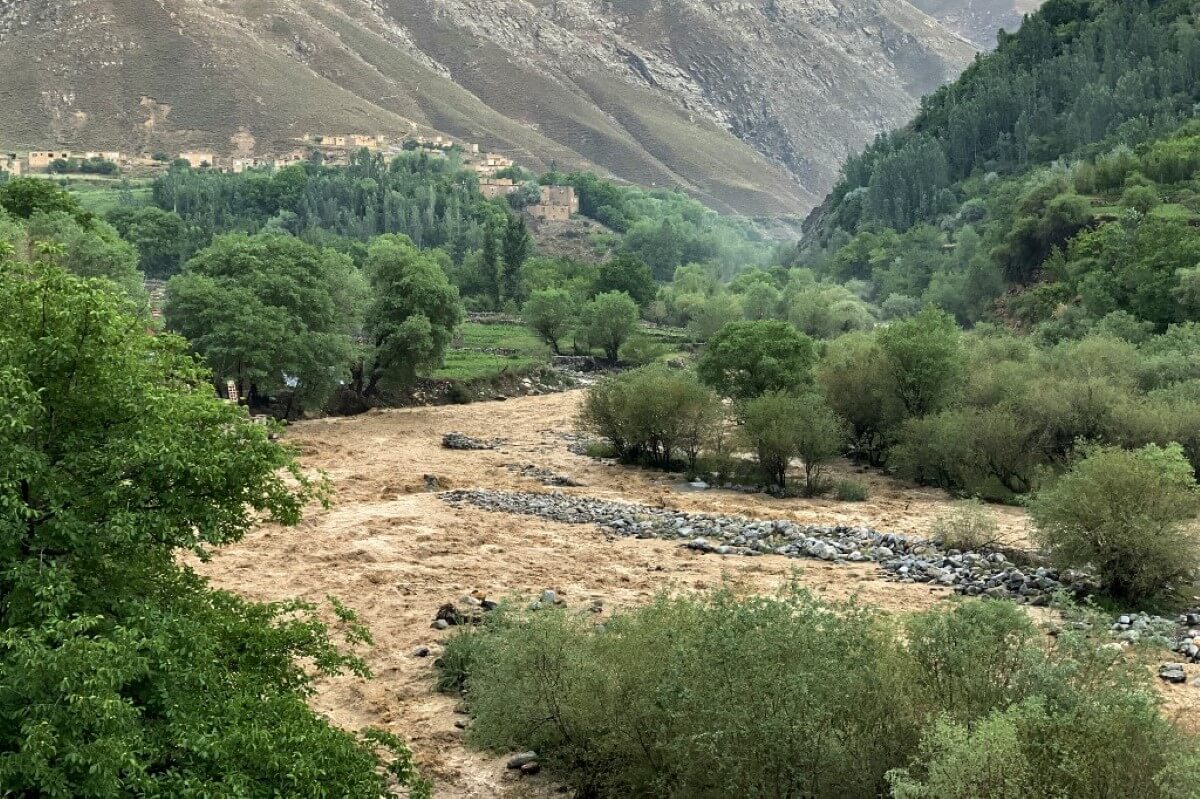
[0,0,990,215]
[910,0,1042,47]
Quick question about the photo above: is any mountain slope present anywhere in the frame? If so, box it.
[794,0,1200,332]
[0,0,977,216]
[909,0,1043,47]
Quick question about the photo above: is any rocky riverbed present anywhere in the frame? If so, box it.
[440,489,1095,605]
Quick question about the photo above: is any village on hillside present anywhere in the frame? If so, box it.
[0,132,580,220]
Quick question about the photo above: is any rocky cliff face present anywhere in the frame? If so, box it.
[0,0,980,216]
[909,0,1043,48]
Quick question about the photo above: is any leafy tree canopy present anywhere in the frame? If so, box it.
[0,258,426,797]
[164,232,364,411]
[697,320,817,401]
[358,234,463,395]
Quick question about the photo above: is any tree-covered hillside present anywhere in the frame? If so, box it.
[798,0,1200,336]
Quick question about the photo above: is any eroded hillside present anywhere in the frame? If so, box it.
[0,0,982,215]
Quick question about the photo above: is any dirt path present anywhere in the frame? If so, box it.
[197,390,1198,796]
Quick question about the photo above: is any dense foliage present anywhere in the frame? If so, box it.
[354,235,463,397]
[0,258,426,797]
[795,0,1200,336]
[1030,443,1200,601]
[441,592,1198,799]
[696,320,816,401]
[164,233,364,411]
[577,365,722,469]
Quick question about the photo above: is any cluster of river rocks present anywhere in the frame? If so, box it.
[1111,612,1200,669]
[440,489,1096,605]
[439,488,1200,684]
[441,432,503,450]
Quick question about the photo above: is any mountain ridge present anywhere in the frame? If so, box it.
[0,0,1031,216]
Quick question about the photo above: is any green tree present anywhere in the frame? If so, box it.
[0,258,427,797]
[480,216,502,306]
[26,212,145,301]
[576,365,722,469]
[787,282,875,339]
[523,287,575,354]
[501,215,532,303]
[817,331,903,466]
[740,280,783,320]
[742,391,846,492]
[1029,443,1200,601]
[1121,184,1161,214]
[697,320,817,402]
[107,206,201,278]
[592,253,655,307]
[358,235,462,395]
[687,293,743,342]
[878,306,964,418]
[164,233,363,411]
[581,291,639,361]
[0,177,88,221]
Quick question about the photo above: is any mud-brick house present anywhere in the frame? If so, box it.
[529,185,579,221]
[479,177,518,200]
[273,151,306,169]
[27,150,72,171]
[179,151,216,169]
[229,157,263,173]
[0,153,22,176]
[80,150,123,163]
[471,152,514,177]
[348,134,384,149]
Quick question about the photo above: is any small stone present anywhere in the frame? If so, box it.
[1159,664,1187,684]
[413,646,431,657]
[507,751,538,769]
[454,719,469,729]
[431,619,449,630]
[541,589,559,606]
[520,761,541,776]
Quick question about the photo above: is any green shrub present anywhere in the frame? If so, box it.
[889,711,1034,799]
[576,365,723,469]
[834,479,869,502]
[928,500,1001,552]
[1121,184,1161,214]
[1029,443,1200,601]
[441,591,1196,799]
[892,407,1037,499]
[584,440,617,459]
[618,332,669,365]
[741,391,846,493]
[452,589,921,798]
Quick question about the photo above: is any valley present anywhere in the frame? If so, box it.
[196,390,1199,796]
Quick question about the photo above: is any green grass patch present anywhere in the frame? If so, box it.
[456,322,549,356]
[1090,202,1198,221]
[431,351,540,381]
[64,179,154,215]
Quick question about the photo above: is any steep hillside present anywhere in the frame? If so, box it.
[910,0,1044,46]
[0,0,977,216]
[795,0,1200,334]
